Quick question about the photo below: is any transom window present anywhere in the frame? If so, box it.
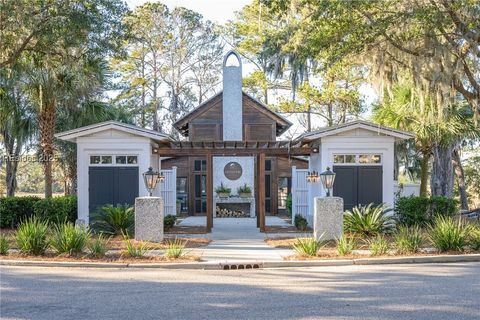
[90,155,138,165]
[333,154,382,165]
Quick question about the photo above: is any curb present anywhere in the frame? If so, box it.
[1,254,479,270]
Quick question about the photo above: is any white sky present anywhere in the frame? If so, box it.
[126,0,251,24]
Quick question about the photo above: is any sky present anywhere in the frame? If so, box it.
[126,0,251,24]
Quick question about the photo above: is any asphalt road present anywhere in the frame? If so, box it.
[1,263,479,320]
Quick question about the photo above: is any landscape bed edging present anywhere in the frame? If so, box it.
[1,254,479,270]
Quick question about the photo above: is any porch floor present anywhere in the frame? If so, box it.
[177,216,291,228]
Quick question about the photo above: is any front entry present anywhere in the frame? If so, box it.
[88,167,139,212]
[333,165,382,210]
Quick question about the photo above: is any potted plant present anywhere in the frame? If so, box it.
[215,182,231,198]
[237,184,252,198]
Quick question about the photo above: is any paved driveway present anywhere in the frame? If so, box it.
[1,262,479,320]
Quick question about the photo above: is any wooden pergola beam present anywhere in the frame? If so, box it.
[155,147,312,157]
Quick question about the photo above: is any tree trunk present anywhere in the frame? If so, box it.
[452,147,469,210]
[430,143,454,197]
[39,86,56,198]
[419,151,430,196]
[2,132,21,197]
[307,105,312,132]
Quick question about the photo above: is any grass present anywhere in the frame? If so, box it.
[469,226,480,251]
[88,234,111,258]
[394,225,423,254]
[16,217,49,255]
[368,234,389,256]
[122,232,149,258]
[50,222,90,255]
[0,236,9,255]
[165,238,188,259]
[292,236,326,257]
[428,216,472,252]
[336,234,356,256]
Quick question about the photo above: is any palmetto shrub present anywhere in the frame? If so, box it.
[50,222,90,255]
[428,216,472,252]
[468,226,480,251]
[344,203,394,237]
[165,238,187,259]
[394,225,423,254]
[88,235,111,258]
[91,204,134,235]
[292,236,325,256]
[336,234,356,256]
[0,236,9,255]
[16,217,49,255]
[122,232,149,258]
[368,234,389,256]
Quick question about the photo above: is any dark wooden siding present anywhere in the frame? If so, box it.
[188,94,277,141]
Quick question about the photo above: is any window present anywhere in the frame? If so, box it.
[333,154,382,165]
[194,159,206,171]
[90,154,138,165]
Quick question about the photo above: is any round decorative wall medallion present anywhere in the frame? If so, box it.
[224,162,243,180]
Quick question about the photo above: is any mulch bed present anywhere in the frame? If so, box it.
[0,252,201,263]
[264,226,312,233]
[166,225,208,234]
[108,236,210,250]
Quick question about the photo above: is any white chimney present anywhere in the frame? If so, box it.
[222,51,243,141]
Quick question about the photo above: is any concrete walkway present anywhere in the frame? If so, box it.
[179,217,294,263]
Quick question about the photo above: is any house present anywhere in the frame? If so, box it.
[55,51,414,231]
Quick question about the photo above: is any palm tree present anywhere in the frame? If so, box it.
[0,64,35,196]
[373,82,479,200]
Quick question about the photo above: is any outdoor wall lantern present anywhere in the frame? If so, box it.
[306,170,320,183]
[143,167,164,196]
[319,167,336,197]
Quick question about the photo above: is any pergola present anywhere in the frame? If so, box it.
[154,140,314,232]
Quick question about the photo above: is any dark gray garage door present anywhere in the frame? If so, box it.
[333,166,382,210]
[89,167,139,212]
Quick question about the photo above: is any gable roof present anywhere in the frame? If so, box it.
[173,91,292,137]
[301,120,415,141]
[55,121,172,143]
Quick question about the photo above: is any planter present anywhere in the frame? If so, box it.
[239,192,252,198]
[217,192,230,198]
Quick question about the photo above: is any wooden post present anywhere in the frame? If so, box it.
[257,153,266,232]
[206,153,213,232]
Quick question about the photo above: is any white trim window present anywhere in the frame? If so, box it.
[333,153,382,165]
[89,154,138,166]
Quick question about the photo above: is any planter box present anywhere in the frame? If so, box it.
[239,192,252,198]
[217,192,230,198]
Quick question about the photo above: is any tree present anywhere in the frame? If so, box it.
[265,0,480,197]
[276,62,364,131]
[114,4,224,135]
[0,63,36,196]
[373,81,479,199]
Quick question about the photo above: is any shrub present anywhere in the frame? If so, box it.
[428,216,471,252]
[123,238,149,258]
[164,215,176,230]
[394,225,423,254]
[344,203,394,237]
[468,226,480,251]
[0,236,9,255]
[50,222,90,255]
[292,236,325,256]
[368,234,389,256]
[88,235,110,258]
[0,196,41,228]
[286,193,292,217]
[395,196,458,227]
[294,214,308,231]
[91,204,134,235]
[165,238,187,259]
[16,217,49,255]
[33,196,77,224]
[336,234,356,256]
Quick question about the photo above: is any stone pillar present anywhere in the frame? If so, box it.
[313,197,343,241]
[135,197,164,242]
